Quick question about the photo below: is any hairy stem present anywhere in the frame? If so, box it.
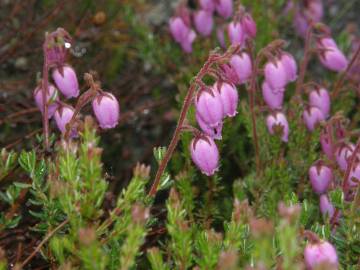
[148,47,238,197]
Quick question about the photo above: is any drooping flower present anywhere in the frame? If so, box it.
[304,240,338,270]
[196,113,223,140]
[319,194,335,220]
[190,135,219,176]
[214,81,239,117]
[280,52,297,82]
[92,92,120,129]
[264,59,288,92]
[195,87,224,127]
[262,81,284,109]
[309,87,331,118]
[215,0,233,19]
[199,0,215,12]
[266,112,289,142]
[241,13,256,39]
[216,26,226,48]
[54,104,77,137]
[303,106,325,132]
[169,17,197,53]
[52,65,79,98]
[229,52,252,84]
[335,143,355,171]
[309,162,333,194]
[227,22,245,46]
[317,37,348,72]
[320,128,334,160]
[194,10,214,37]
[33,83,59,118]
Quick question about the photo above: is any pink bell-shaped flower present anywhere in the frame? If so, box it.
[304,240,338,270]
[266,112,289,142]
[280,52,297,82]
[196,113,223,140]
[264,59,288,92]
[241,13,256,39]
[214,81,238,117]
[227,22,245,46]
[194,10,214,37]
[52,65,79,98]
[33,84,59,118]
[317,37,348,72]
[229,52,252,84]
[195,87,224,128]
[199,0,215,12]
[319,194,335,220]
[220,63,240,85]
[335,143,355,171]
[169,17,197,53]
[215,0,233,19]
[190,135,219,176]
[92,92,120,129]
[303,106,325,132]
[54,104,77,137]
[348,163,360,188]
[309,162,333,194]
[309,87,331,118]
[262,81,284,109]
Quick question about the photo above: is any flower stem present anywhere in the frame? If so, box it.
[42,37,50,151]
[148,47,239,197]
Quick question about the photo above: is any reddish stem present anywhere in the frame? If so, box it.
[148,47,238,197]
[42,37,50,151]
[295,25,313,98]
[248,44,261,176]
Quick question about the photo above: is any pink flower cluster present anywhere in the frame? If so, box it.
[34,32,120,138]
[169,1,256,53]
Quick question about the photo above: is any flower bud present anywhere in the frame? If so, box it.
[33,84,58,118]
[280,52,297,82]
[309,87,331,118]
[229,52,252,84]
[54,104,77,137]
[293,10,308,38]
[319,194,335,219]
[266,112,289,142]
[262,81,284,109]
[194,10,214,37]
[195,87,224,127]
[190,135,219,176]
[196,113,223,140]
[302,106,325,132]
[241,14,256,39]
[199,0,215,12]
[227,22,245,46]
[220,64,239,85]
[264,59,287,92]
[215,0,233,19]
[309,162,333,194]
[52,65,79,98]
[304,240,338,270]
[92,92,120,129]
[214,82,238,117]
[335,143,355,171]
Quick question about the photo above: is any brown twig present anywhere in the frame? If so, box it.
[19,219,69,269]
[332,44,360,99]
